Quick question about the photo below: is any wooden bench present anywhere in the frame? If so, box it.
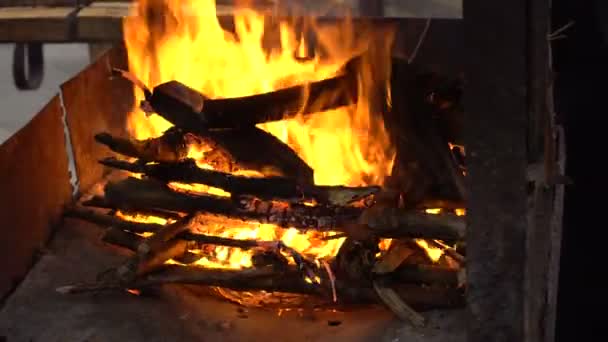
[0,0,462,43]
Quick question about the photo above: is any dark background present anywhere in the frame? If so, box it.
[553,0,606,340]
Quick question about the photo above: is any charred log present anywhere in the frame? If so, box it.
[202,127,314,184]
[100,157,379,205]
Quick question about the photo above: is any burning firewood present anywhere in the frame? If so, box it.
[72,177,466,240]
[94,127,314,183]
[96,221,460,289]
[67,207,463,286]
[100,157,379,205]
[113,59,356,130]
[104,215,198,283]
[101,177,362,230]
[372,239,415,274]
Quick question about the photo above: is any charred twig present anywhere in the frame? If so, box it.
[373,280,426,326]
[429,239,465,264]
[100,157,379,205]
[136,214,196,257]
[102,227,143,250]
[58,265,464,310]
[81,196,183,220]
[94,127,189,163]
[100,215,196,283]
[65,206,164,233]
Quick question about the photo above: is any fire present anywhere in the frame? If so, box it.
[122,0,395,269]
[414,239,444,263]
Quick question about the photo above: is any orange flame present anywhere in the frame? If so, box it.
[122,0,395,269]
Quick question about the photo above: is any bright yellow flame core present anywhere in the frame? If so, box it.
[415,239,444,263]
[122,0,396,270]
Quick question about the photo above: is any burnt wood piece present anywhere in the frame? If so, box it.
[333,237,379,283]
[386,59,466,206]
[94,127,188,162]
[81,196,183,220]
[202,127,315,184]
[102,227,144,251]
[428,239,465,264]
[113,239,194,282]
[65,207,164,233]
[372,239,415,274]
[100,157,379,205]
[66,208,264,248]
[58,265,464,310]
[107,215,197,282]
[373,280,426,326]
[100,226,207,266]
[136,214,197,257]
[142,61,357,129]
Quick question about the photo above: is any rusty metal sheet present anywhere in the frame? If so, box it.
[0,95,72,298]
[62,44,132,194]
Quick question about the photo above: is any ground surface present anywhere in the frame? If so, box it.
[0,43,89,143]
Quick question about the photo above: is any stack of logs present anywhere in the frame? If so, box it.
[59,56,466,326]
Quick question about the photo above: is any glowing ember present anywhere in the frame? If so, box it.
[415,239,444,263]
[425,208,442,215]
[122,0,395,272]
